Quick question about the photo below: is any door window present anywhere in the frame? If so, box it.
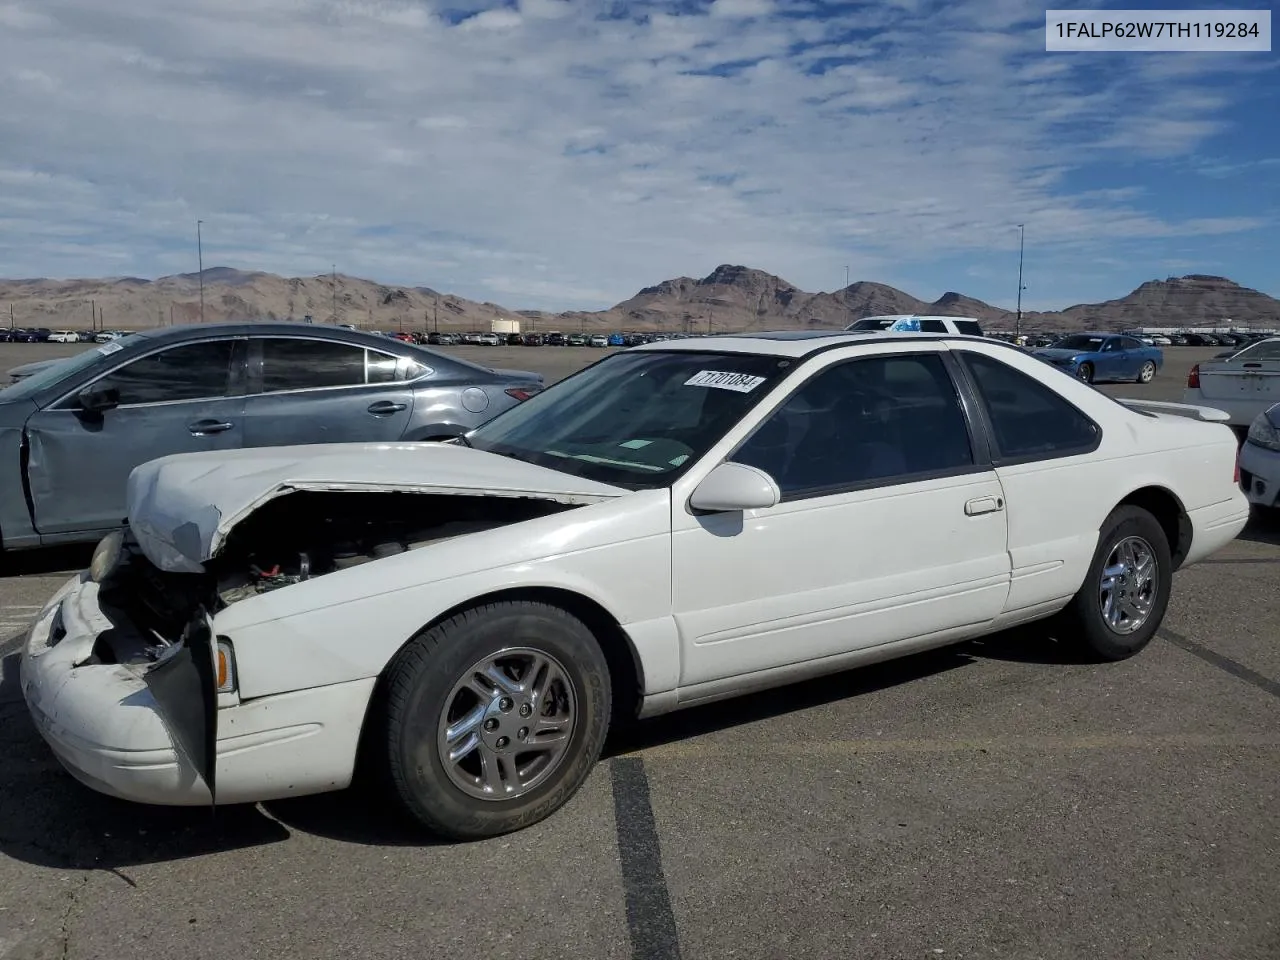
[260,339,367,392]
[960,352,1099,462]
[918,319,947,332]
[732,353,974,499]
[86,340,236,406]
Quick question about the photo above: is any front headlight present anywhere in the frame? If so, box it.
[89,530,124,582]
[1247,412,1280,452]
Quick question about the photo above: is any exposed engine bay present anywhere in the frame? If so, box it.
[93,491,577,666]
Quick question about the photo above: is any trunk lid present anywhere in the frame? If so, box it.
[1194,358,1280,401]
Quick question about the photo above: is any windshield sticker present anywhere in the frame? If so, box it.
[684,370,767,393]
[619,439,653,449]
[669,454,689,466]
[97,341,124,355]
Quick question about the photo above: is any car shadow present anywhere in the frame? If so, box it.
[1238,510,1280,547]
[0,543,93,578]
[0,623,1091,866]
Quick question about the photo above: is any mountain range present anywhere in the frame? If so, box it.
[2,266,1277,334]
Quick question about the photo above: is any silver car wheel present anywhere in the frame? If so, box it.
[436,646,577,802]
[1139,361,1156,383]
[1098,535,1158,635]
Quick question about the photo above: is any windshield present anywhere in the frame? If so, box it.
[0,335,147,402]
[466,350,792,488]
[846,317,896,331]
[1049,335,1105,351]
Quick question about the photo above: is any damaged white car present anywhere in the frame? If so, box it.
[21,332,1250,839]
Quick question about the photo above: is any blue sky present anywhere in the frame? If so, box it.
[0,0,1275,311]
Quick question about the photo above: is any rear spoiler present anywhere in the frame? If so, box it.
[1115,398,1232,423]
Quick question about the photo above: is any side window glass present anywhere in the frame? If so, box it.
[91,340,234,406]
[961,352,1099,461]
[732,353,973,499]
[366,350,399,384]
[260,339,366,393]
[918,319,947,332]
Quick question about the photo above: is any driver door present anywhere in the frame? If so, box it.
[669,349,1011,689]
[24,338,247,537]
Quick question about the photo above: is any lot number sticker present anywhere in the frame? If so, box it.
[684,370,767,393]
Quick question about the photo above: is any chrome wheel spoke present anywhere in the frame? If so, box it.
[437,646,579,803]
[1097,535,1159,636]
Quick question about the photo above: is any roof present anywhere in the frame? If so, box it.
[629,330,993,358]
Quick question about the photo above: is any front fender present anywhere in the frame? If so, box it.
[210,491,674,699]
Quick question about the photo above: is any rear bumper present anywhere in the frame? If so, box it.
[1239,441,1280,508]
[20,575,374,807]
[1182,494,1252,567]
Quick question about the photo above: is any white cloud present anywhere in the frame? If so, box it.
[0,0,1269,309]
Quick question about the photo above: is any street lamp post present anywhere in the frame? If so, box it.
[1015,224,1026,339]
[196,220,205,324]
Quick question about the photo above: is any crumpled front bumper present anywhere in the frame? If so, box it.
[20,574,376,807]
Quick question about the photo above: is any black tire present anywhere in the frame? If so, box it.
[1137,360,1156,384]
[1076,362,1095,384]
[1058,505,1172,661]
[378,601,611,840]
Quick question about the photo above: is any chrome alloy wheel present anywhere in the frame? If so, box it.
[436,647,577,801]
[1098,536,1158,635]
[1139,361,1156,383]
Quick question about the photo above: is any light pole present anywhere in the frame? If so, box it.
[331,264,337,321]
[1015,224,1026,339]
[196,220,205,323]
[844,265,850,324]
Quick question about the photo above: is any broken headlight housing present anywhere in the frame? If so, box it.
[89,530,125,583]
[215,638,237,695]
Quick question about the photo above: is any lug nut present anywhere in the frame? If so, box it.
[484,718,498,731]
[519,703,532,717]
[518,727,529,740]
[499,697,514,712]
[495,736,509,749]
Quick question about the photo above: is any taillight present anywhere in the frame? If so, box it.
[505,386,541,402]
[1187,364,1200,388]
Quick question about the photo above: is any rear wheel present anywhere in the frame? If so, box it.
[1076,362,1095,384]
[1058,505,1172,661]
[378,601,611,839]
[1137,360,1156,383]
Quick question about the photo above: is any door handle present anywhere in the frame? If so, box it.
[188,419,234,436]
[367,400,408,416]
[965,495,1004,516]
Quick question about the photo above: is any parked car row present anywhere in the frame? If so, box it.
[2,328,133,343]
[370,330,714,348]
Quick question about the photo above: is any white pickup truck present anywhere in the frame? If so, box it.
[1183,336,1280,433]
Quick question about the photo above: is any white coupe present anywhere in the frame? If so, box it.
[21,331,1250,838]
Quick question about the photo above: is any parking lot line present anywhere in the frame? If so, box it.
[1161,627,1280,699]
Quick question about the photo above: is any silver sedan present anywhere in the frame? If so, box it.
[0,322,544,552]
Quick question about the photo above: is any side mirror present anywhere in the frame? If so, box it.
[689,462,781,513]
[77,386,120,414]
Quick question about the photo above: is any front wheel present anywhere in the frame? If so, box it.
[1076,362,1095,384]
[378,601,612,839]
[1058,505,1172,661]
[1137,360,1156,383]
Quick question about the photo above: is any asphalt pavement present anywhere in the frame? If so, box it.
[0,340,1277,960]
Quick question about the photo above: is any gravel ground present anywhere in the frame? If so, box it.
[0,340,1276,960]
